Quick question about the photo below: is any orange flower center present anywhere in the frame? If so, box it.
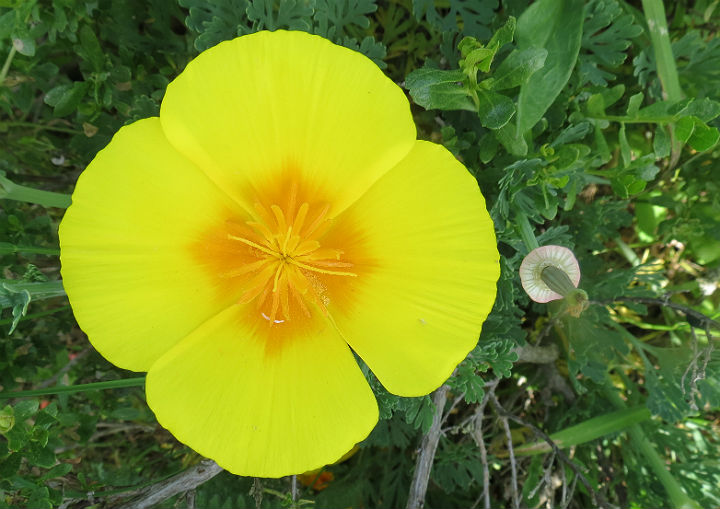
[222,187,357,326]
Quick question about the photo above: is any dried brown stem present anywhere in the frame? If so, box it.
[115,460,223,509]
[406,385,449,509]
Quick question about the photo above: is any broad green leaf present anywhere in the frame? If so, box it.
[514,407,651,456]
[495,121,528,156]
[687,121,720,151]
[516,0,584,135]
[44,81,89,117]
[12,35,35,57]
[405,68,476,111]
[675,116,695,143]
[476,89,515,129]
[482,47,547,91]
[478,131,499,163]
[78,25,105,72]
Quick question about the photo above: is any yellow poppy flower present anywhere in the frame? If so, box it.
[59,30,499,477]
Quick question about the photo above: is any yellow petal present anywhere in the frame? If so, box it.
[146,303,378,477]
[59,118,246,371]
[159,30,416,214]
[325,141,500,396]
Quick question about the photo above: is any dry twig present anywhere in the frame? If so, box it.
[115,460,223,509]
[406,385,449,509]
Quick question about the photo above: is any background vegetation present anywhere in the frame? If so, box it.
[1,0,719,507]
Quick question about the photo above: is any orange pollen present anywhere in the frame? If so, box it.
[227,200,356,324]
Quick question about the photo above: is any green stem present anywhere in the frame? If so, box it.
[586,114,681,124]
[641,0,683,102]
[614,237,640,267]
[515,212,539,251]
[604,377,701,509]
[0,280,66,307]
[0,305,70,326]
[0,46,17,86]
[0,172,71,208]
[2,121,83,135]
[0,377,146,400]
[0,242,60,256]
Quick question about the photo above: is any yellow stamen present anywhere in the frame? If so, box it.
[226,196,355,324]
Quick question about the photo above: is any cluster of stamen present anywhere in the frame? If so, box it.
[225,194,355,325]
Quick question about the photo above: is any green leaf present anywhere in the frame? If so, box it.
[486,15,516,52]
[653,125,671,158]
[246,0,313,31]
[626,92,644,116]
[516,0,584,134]
[687,121,720,152]
[78,25,105,72]
[675,116,720,151]
[12,35,36,57]
[316,0,377,37]
[180,0,250,51]
[495,121,528,156]
[675,116,695,143]
[476,89,515,129]
[44,81,89,117]
[412,0,497,40]
[405,68,475,111]
[0,405,14,433]
[26,442,56,468]
[482,47,547,91]
[398,395,435,433]
[0,282,30,334]
[514,407,651,455]
[618,123,631,167]
[581,0,642,67]
[0,453,21,478]
[13,399,39,422]
[478,131,499,163]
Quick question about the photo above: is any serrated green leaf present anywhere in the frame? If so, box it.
[405,68,475,111]
[246,0,313,31]
[13,399,39,422]
[483,47,547,91]
[516,0,584,134]
[26,442,56,468]
[412,0,497,40]
[581,0,642,67]
[40,462,72,481]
